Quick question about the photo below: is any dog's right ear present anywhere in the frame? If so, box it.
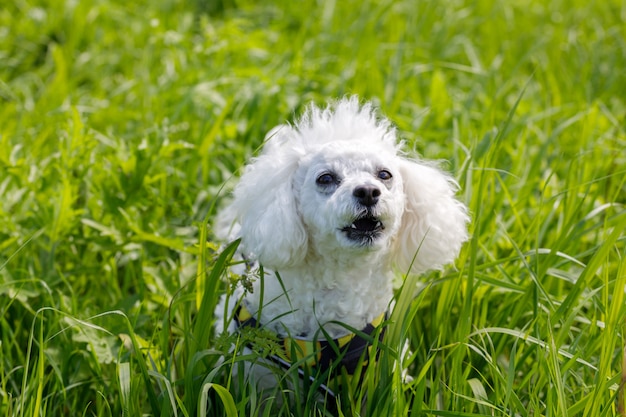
[226,125,308,269]
[392,158,470,274]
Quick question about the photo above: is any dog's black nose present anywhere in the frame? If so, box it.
[353,185,381,206]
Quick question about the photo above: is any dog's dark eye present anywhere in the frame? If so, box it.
[377,170,392,181]
[316,173,337,186]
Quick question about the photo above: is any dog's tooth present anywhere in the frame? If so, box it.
[351,223,357,229]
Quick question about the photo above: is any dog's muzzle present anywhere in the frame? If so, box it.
[341,213,384,244]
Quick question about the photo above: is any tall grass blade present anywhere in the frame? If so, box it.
[553,214,625,323]
[33,315,45,417]
[199,382,237,417]
[193,239,240,350]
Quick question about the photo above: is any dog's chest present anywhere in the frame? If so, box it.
[245,269,393,339]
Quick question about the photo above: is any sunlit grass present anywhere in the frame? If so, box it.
[1,0,625,415]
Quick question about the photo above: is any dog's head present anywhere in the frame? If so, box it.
[223,97,469,274]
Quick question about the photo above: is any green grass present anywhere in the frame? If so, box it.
[1,0,625,415]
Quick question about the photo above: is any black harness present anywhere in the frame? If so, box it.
[234,304,386,397]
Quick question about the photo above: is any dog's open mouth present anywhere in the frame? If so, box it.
[341,215,384,243]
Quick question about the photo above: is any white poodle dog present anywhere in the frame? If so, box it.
[215,97,469,402]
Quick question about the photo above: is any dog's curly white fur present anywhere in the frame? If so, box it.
[215,97,469,385]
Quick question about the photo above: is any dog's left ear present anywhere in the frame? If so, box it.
[392,159,470,274]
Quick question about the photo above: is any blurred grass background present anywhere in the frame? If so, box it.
[1,0,625,415]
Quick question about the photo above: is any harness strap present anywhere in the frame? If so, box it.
[234,303,386,395]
